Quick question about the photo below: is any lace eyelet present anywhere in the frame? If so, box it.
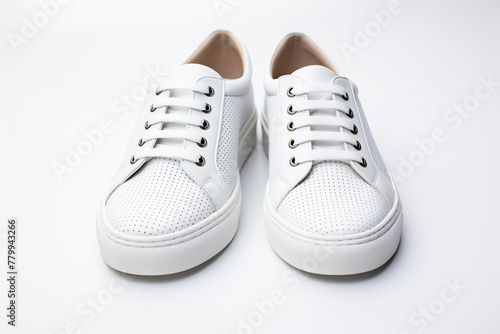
[138,138,144,146]
[354,141,362,151]
[288,139,297,149]
[200,120,210,130]
[342,92,349,101]
[358,158,368,168]
[289,156,298,167]
[204,103,212,113]
[205,86,215,97]
[145,121,151,129]
[287,87,295,98]
[347,109,354,118]
[287,121,295,131]
[287,104,295,115]
[196,156,206,166]
[150,105,156,112]
[351,124,358,135]
[130,156,137,164]
[197,137,207,148]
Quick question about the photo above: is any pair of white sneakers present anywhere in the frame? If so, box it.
[96,31,403,276]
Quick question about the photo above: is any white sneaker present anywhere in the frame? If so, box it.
[262,33,403,275]
[97,31,257,275]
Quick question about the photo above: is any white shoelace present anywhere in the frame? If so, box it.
[287,83,366,167]
[130,78,214,166]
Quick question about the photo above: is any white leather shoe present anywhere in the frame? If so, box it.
[97,31,257,275]
[262,33,403,275]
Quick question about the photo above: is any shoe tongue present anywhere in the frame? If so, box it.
[156,64,221,149]
[292,64,336,83]
[170,63,222,81]
[291,65,337,100]
[291,65,342,155]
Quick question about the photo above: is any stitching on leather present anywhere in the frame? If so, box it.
[101,183,240,246]
[267,197,401,246]
[101,196,237,248]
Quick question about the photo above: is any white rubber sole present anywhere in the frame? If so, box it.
[97,109,257,276]
[264,188,403,275]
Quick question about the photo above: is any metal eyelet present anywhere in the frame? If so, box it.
[197,137,207,148]
[204,103,212,113]
[287,86,295,98]
[205,86,215,97]
[145,121,151,129]
[358,158,368,168]
[150,105,156,112]
[351,124,358,135]
[200,120,210,130]
[130,156,137,164]
[138,138,145,146]
[287,104,295,115]
[342,92,349,101]
[354,141,362,151]
[287,121,295,131]
[288,138,297,149]
[195,156,206,166]
[289,156,298,167]
[347,109,354,118]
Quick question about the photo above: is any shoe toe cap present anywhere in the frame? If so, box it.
[277,162,393,236]
[104,158,216,237]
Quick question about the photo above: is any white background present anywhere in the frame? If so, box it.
[1,0,499,333]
